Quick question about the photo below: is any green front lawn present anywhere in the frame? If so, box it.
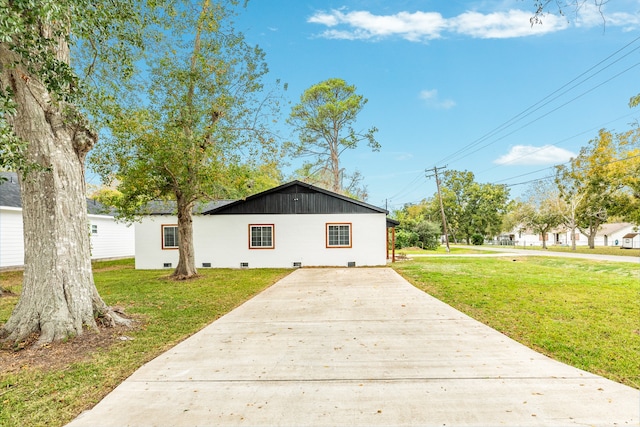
[394,256,640,389]
[0,259,290,427]
[512,244,640,257]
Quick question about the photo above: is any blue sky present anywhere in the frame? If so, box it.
[233,0,640,211]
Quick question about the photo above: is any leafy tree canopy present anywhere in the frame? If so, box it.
[287,78,379,194]
[90,0,286,278]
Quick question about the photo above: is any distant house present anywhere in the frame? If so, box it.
[509,222,638,248]
[621,232,640,249]
[0,172,135,269]
[135,180,396,269]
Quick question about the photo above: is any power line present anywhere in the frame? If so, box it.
[387,170,428,201]
[446,61,640,166]
[501,153,640,188]
[476,109,639,175]
[432,35,640,168]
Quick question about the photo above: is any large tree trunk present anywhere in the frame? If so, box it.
[173,196,198,280]
[0,43,129,346]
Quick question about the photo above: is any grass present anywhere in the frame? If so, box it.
[395,246,497,255]
[509,244,640,257]
[0,259,290,427]
[393,256,640,389]
[2,256,639,426]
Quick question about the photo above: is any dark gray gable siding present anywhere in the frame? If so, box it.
[204,181,387,215]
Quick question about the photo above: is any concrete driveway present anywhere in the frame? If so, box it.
[67,268,639,426]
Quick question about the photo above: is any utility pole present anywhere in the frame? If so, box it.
[426,166,450,253]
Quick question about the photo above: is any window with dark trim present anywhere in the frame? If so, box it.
[326,223,352,248]
[249,224,275,249]
[162,225,179,249]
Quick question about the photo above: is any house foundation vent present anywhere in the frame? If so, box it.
[347,261,356,267]
[163,263,172,268]
[240,262,249,268]
[293,262,302,268]
[202,262,212,268]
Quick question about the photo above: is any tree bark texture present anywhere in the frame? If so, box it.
[172,196,198,280]
[0,44,128,345]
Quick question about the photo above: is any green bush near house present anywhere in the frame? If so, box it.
[471,233,484,245]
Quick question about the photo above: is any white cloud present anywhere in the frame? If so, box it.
[307,4,639,41]
[391,151,414,161]
[574,2,640,30]
[309,9,448,41]
[451,10,568,38]
[419,89,456,109]
[494,145,576,165]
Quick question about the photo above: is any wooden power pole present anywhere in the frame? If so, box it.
[426,166,450,253]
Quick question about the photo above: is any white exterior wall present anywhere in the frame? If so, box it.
[0,207,25,268]
[512,224,639,248]
[621,234,640,249]
[1,208,135,268]
[602,224,637,247]
[136,216,179,269]
[88,215,135,260]
[135,213,388,269]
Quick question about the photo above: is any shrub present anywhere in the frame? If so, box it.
[415,220,441,250]
[395,229,419,248]
[471,233,484,245]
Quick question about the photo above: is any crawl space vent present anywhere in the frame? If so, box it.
[347,261,356,267]
[202,262,212,268]
[163,263,172,268]
[293,262,302,268]
[240,262,249,268]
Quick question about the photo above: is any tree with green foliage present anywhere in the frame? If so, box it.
[392,201,441,249]
[0,0,142,344]
[437,170,510,244]
[556,128,640,248]
[608,127,640,225]
[91,0,284,280]
[291,162,369,200]
[513,181,564,249]
[287,78,380,194]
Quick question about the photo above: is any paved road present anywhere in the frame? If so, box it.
[67,268,639,427]
[410,245,640,263]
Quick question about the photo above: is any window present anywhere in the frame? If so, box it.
[91,224,98,234]
[162,225,179,249]
[249,224,274,249]
[326,223,352,248]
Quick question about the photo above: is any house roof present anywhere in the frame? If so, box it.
[599,222,633,236]
[142,199,235,215]
[0,172,112,215]
[622,233,639,238]
[204,180,389,216]
[0,172,21,208]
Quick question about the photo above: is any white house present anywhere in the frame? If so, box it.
[135,180,395,269]
[508,222,639,248]
[0,172,135,269]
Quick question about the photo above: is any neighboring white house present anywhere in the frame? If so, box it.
[0,172,135,269]
[135,180,395,269]
[508,222,639,248]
